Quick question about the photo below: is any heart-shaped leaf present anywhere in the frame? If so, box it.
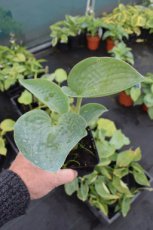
[14,110,87,172]
[80,103,107,125]
[19,79,69,114]
[0,119,15,132]
[64,57,144,97]
[18,90,33,105]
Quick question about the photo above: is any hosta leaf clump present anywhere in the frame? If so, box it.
[14,57,144,172]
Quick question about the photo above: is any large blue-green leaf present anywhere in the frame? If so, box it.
[20,79,69,114]
[80,103,107,125]
[63,57,144,98]
[14,110,87,172]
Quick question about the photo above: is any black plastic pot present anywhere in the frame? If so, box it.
[64,127,99,177]
[56,42,70,52]
[86,171,152,224]
[10,90,38,116]
[5,83,23,98]
[69,33,87,49]
[69,35,81,49]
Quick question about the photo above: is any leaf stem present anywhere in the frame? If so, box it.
[75,98,82,114]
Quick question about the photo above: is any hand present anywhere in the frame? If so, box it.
[9,153,77,200]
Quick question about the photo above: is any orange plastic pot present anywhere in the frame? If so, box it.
[118,91,133,107]
[106,38,115,51]
[86,35,100,51]
[142,104,148,112]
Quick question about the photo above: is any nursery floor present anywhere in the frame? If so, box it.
[1,41,153,230]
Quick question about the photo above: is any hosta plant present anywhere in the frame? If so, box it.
[103,24,129,42]
[127,73,153,119]
[0,119,15,156]
[50,16,87,47]
[65,118,151,218]
[0,36,45,91]
[102,4,153,36]
[109,42,134,65]
[14,57,144,172]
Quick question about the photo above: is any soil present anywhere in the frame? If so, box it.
[65,127,99,176]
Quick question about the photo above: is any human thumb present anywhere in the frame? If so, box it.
[54,169,78,187]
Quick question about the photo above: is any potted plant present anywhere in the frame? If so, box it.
[118,73,153,119]
[0,35,45,93]
[134,74,153,119]
[50,20,75,50]
[65,118,152,223]
[108,42,134,66]
[64,15,87,48]
[118,85,141,107]
[13,57,143,175]
[102,4,146,36]
[102,24,129,51]
[85,15,102,50]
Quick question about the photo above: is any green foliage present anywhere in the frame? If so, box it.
[0,37,45,91]
[14,110,87,172]
[127,73,153,119]
[50,16,87,46]
[14,57,143,172]
[18,90,33,105]
[84,15,102,37]
[80,103,107,125]
[109,42,134,65]
[65,118,151,218]
[63,57,143,97]
[20,79,69,114]
[0,119,15,156]
[51,68,67,84]
[102,4,153,35]
[103,24,129,41]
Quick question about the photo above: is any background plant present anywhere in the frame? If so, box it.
[50,16,87,47]
[102,4,153,36]
[65,118,151,217]
[127,73,153,119]
[109,42,134,65]
[84,15,102,37]
[0,119,15,156]
[0,35,45,91]
[103,24,129,42]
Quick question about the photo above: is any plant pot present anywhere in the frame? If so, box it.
[142,104,148,112]
[86,171,152,224]
[64,127,99,177]
[69,35,81,49]
[10,90,38,116]
[5,83,22,98]
[79,32,87,47]
[118,91,133,107]
[106,38,115,51]
[56,42,70,52]
[86,35,101,51]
